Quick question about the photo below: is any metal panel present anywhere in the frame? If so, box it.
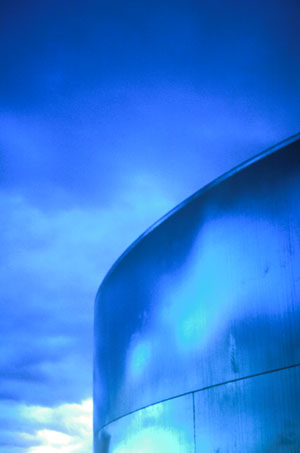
[194,366,300,452]
[94,395,194,453]
[94,135,300,448]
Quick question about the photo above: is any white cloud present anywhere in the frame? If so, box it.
[5,399,93,453]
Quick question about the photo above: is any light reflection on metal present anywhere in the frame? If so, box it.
[94,134,300,452]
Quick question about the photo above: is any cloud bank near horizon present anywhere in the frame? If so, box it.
[0,398,92,452]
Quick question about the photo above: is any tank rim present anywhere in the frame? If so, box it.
[96,132,300,297]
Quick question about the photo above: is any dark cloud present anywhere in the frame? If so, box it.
[0,0,299,210]
[0,184,173,409]
[1,0,299,100]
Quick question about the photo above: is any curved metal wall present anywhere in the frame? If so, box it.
[94,135,300,452]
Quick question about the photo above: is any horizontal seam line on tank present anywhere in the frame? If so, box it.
[97,361,300,433]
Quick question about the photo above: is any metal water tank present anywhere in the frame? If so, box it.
[94,135,300,452]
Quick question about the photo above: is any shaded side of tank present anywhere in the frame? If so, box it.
[94,136,300,452]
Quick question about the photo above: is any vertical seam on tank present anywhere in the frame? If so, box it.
[192,392,196,453]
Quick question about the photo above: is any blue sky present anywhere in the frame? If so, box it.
[0,0,300,451]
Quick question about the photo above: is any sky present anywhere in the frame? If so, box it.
[0,0,299,451]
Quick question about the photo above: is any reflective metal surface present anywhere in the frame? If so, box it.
[94,135,300,451]
[194,366,300,452]
[96,395,194,453]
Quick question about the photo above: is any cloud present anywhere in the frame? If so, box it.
[1,83,294,212]
[0,0,299,449]
[0,149,176,447]
[0,176,174,409]
[0,399,92,452]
